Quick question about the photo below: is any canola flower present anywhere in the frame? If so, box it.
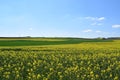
[0,40,120,80]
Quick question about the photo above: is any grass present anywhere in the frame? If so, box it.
[0,37,113,46]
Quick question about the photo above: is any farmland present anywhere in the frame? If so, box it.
[0,38,120,80]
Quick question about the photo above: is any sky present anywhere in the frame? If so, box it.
[0,0,120,38]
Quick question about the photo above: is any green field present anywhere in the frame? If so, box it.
[0,38,120,80]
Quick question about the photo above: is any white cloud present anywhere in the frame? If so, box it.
[82,29,102,33]
[112,25,120,28]
[83,29,92,32]
[85,16,105,26]
[97,17,105,21]
[91,23,102,26]
[85,16,105,21]
[85,17,96,21]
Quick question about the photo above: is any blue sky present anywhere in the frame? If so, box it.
[0,0,120,38]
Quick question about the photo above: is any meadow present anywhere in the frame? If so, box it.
[0,37,120,80]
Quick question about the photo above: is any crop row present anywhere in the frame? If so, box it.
[0,47,120,80]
